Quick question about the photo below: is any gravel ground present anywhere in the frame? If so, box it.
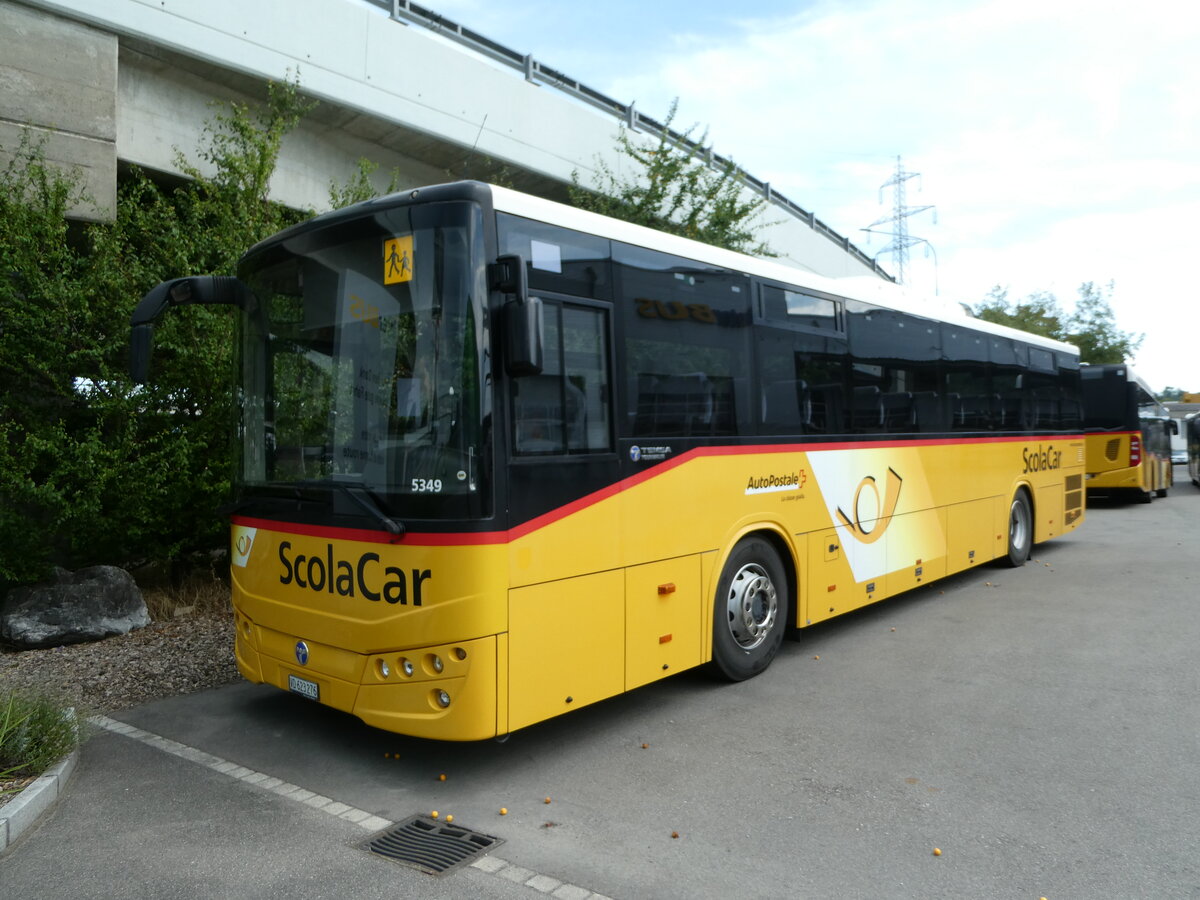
[0,610,239,715]
[1,610,239,809]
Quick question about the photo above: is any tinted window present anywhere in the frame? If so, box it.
[846,301,943,433]
[943,323,993,430]
[615,244,751,438]
[760,284,841,332]
[757,329,847,435]
[512,300,612,455]
[498,213,612,300]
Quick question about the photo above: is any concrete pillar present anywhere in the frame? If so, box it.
[0,0,117,221]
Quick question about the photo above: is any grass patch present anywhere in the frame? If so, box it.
[0,689,82,799]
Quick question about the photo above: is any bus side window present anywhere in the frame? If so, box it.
[616,242,751,439]
[512,300,612,455]
[762,379,812,430]
[754,324,845,435]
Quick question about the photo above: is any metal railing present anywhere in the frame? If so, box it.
[374,0,893,279]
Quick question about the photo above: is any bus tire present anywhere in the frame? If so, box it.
[710,537,788,682]
[1003,489,1033,567]
[1136,488,1153,504]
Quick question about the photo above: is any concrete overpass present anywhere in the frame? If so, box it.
[1,0,891,279]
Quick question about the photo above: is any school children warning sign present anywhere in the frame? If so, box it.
[383,235,413,284]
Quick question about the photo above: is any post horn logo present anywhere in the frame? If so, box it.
[836,467,903,545]
[236,533,253,556]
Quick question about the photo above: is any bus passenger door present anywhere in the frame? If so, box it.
[504,295,623,730]
[506,296,620,584]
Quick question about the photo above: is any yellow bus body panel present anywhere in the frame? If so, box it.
[230,435,1085,740]
[231,529,509,740]
[507,570,625,732]
[1084,432,1172,494]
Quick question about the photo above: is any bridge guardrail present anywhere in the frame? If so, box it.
[376,0,892,279]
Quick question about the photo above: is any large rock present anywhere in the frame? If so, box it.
[1,566,150,649]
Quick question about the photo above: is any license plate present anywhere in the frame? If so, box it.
[288,674,320,701]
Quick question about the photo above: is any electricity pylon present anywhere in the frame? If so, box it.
[861,155,935,287]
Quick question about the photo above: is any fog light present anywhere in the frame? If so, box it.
[435,690,451,708]
[453,647,467,661]
[400,658,414,677]
[430,654,444,674]
[377,659,390,679]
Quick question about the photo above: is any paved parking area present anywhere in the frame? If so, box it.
[4,481,1199,899]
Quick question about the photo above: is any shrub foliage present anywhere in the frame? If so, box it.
[0,77,313,585]
[569,98,776,256]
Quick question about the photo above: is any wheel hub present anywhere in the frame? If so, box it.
[1010,498,1030,551]
[725,563,778,650]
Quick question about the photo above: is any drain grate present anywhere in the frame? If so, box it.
[363,814,503,875]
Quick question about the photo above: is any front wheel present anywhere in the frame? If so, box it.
[1003,489,1033,567]
[709,537,789,681]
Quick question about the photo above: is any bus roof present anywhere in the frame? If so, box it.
[489,184,1080,358]
[248,179,1080,360]
[1080,363,1157,400]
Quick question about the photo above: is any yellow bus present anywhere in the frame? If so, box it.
[131,181,1086,740]
[1081,364,1175,503]
[1188,412,1200,488]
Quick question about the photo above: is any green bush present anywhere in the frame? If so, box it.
[0,76,314,586]
[569,98,776,257]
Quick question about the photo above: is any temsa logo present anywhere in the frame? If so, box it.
[278,541,430,605]
[835,467,903,545]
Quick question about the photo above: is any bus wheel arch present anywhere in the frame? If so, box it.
[709,532,793,682]
[1003,486,1033,568]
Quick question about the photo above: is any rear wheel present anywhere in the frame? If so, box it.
[710,537,789,681]
[1003,489,1033,567]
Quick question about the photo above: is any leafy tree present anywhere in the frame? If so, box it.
[569,99,776,256]
[1158,386,1184,401]
[0,76,315,585]
[328,157,403,210]
[1064,281,1143,364]
[972,281,1142,364]
[974,286,1065,340]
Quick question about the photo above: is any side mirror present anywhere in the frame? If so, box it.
[490,254,543,376]
[129,276,252,382]
[504,295,544,377]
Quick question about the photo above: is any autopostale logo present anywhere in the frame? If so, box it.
[745,469,807,495]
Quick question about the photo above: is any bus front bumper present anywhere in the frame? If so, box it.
[233,609,501,741]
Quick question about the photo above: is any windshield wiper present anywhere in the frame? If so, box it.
[332,483,405,536]
[232,482,405,536]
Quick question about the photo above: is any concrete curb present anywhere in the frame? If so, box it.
[0,748,78,855]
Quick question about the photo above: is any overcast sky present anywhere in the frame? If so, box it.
[420,0,1198,392]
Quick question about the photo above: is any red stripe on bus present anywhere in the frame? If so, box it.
[232,432,1084,545]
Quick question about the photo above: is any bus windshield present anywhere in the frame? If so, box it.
[236,200,489,519]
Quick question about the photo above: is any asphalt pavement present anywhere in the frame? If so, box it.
[2,473,1199,899]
